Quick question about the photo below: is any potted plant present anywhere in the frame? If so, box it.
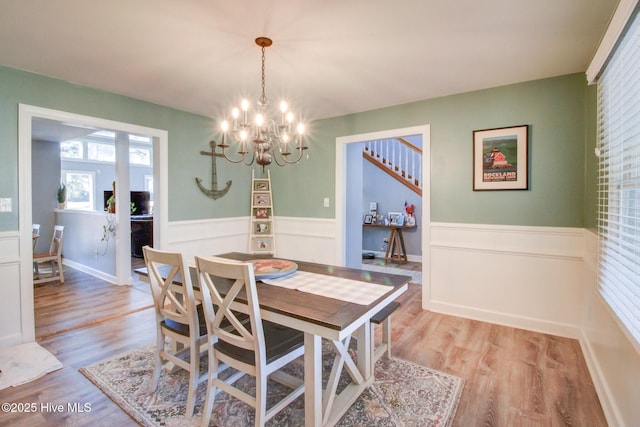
[56,183,67,209]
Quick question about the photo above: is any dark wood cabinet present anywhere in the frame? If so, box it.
[131,216,153,257]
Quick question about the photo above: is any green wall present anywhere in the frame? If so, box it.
[274,73,591,227]
[1,66,593,231]
[584,83,599,231]
[0,65,253,231]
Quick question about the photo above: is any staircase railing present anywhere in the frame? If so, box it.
[363,137,422,196]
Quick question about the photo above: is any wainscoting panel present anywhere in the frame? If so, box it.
[0,231,24,347]
[273,217,337,265]
[166,217,250,260]
[165,217,338,266]
[429,223,586,338]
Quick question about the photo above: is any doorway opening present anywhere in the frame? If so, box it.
[335,124,431,307]
[18,104,168,342]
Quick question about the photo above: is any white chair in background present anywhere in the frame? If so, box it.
[33,225,64,284]
[32,223,40,251]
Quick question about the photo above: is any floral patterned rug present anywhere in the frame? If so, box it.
[80,343,464,426]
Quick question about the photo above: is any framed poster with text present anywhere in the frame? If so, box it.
[473,125,529,191]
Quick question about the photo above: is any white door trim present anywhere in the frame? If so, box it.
[335,124,431,308]
[18,104,168,342]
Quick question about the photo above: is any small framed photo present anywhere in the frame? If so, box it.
[255,221,270,234]
[252,236,273,252]
[388,212,402,225]
[253,180,270,191]
[253,193,271,206]
[363,214,374,224]
[473,125,529,191]
[254,208,270,219]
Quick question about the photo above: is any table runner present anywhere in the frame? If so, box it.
[261,270,391,305]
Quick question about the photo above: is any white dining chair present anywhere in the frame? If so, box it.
[143,246,207,418]
[195,256,305,427]
[32,223,40,251]
[33,225,64,284]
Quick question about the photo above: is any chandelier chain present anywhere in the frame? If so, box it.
[260,45,267,105]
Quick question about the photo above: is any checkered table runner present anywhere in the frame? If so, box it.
[261,270,391,305]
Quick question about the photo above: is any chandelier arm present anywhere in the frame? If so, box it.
[281,149,305,164]
[242,149,256,166]
[218,145,250,164]
[271,150,287,167]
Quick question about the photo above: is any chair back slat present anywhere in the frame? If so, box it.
[143,247,197,329]
[195,256,266,362]
[49,225,64,255]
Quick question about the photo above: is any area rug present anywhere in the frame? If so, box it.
[80,343,463,426]
[0,342,63,390]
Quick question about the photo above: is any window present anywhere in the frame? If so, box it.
[596,8,640,349]
[63,171,95,211]
[130,147,151,165]
[87,142,116,162]
[60,140,83,159]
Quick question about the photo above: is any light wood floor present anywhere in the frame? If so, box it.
[0,260,607,426]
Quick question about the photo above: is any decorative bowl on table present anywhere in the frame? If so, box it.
[251,259,298,279]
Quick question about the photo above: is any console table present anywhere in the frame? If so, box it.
[363,223,415,264]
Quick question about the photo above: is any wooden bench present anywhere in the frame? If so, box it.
[370,301,401,365]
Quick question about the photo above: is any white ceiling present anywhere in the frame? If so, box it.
[0,0,618,122]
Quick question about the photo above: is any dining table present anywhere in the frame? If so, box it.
[135,252,410,427]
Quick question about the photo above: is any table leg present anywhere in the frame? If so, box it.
[396,229,407,264]
[383,228,394,264]
[387,228,408,264]
[304,333,323,427]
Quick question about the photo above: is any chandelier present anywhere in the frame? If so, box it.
[217,37,307,168]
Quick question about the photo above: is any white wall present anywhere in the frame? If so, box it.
[429,222,586,337]
[580,231,640,427]
[0,231,22,347]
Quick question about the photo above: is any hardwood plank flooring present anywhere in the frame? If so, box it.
[0,261,607,426]
[34,260,152,339]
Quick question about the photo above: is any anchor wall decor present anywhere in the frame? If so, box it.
[195,140,232,200]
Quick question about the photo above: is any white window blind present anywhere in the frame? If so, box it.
[597,7,640,348]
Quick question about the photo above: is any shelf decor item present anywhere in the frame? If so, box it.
[250,259,298,279]
[473,125,529,191]
[56,183,67,209]
[249,170,275,254]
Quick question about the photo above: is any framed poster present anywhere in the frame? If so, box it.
[473,125,529,190]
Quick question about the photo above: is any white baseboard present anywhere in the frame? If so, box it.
[578,326,623,427]
[361,250,421,263]
[63,258,118,284]
[430,299,580,338]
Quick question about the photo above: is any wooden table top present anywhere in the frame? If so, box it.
[135,252,410,335]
